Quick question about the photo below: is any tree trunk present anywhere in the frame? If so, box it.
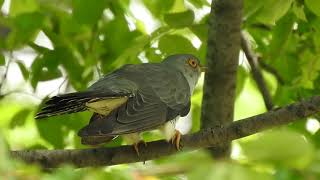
[201,0,243,158]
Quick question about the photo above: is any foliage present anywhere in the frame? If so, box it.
[0,0,320,179]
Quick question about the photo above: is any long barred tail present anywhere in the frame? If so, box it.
[35,91,121,119]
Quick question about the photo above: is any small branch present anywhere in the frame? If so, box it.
[0,52,12,95]
[259,59,285,85]
[241,32,273,110]
[10,96,320,168]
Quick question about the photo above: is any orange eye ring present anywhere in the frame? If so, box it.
[188,58,198,68]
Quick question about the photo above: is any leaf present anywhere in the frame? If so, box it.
[188,0,210,8]
[10,0,39,16]
[245,0,293,25]
[158,34,197,56]
[36,116,66,149]
[9,109,32,129]
[0,53,4,66]
[142,0,175,18]
[164,10,194,28]
[292,2,307,21]
[240,129,314,169]
[236,66,249,98]
[0,0,3,8]
[72,0,107,25]
[305,0,320,17]
[267,13,294,62]
[6,12,45,48]
[16,61,29,80]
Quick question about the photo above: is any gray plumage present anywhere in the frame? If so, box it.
[35,54,202,146]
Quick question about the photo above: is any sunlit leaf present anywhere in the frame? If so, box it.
[240,129,314,169]
[10,0,39,16]
[245,0,293,25]
[164,10,194,28]
[305,0,320,17]
[158,34,196,56]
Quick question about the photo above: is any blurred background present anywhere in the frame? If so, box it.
[1,0,320,179]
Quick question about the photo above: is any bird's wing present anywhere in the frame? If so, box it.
[78,88,168,136]
[145,66,191,118]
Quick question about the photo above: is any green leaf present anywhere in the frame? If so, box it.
[0,0,3,8]
[164,10,194,28]
[16,61,29,80]
[305,0,320,17]
[240,129,314,169]
[72,0,107,25]
[245,0,293,25]
[0,53,4,66]
[158,34,197,56]
[267,13,294,62]
[9,109,32,129]
[7,12,45,48]
[10,0,39,16]
[188,0,210,8]
[292,2,307,21]
[236,66,249,97]
[142,0,175,18]
[36,116,66,148]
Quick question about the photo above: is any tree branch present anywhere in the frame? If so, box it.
[201,0,243,158]
[241,32,273,110]
[10,96,320,168]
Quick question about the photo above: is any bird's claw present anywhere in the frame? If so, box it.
[171,130,182,150]
[133,140,147,156]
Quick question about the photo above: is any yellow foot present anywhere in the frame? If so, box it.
[171,130,182,150]
[133,140,147,156]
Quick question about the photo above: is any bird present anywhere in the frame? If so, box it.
[35,54,205,155]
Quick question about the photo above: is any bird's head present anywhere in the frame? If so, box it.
[162,54,205,93]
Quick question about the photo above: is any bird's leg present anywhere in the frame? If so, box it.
[123,133,145,156]
[171,129,182,150]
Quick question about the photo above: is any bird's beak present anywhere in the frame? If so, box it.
[200,65,208,72]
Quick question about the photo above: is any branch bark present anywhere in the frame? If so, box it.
[241,32,273,110]
[201,0,243,157]
[11,96,320,168]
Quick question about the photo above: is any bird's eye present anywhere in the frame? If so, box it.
[188,58,198,68]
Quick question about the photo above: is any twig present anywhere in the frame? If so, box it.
[259,59,285,85]
[241,32,273,110]
[0,52,12,95]
[10,95,320,168]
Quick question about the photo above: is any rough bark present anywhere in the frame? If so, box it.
[201,0,243,158]
[11,96,320,168]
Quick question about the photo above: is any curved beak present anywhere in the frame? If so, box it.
[199,65,208,72]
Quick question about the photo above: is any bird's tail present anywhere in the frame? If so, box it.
[35,91,119,119]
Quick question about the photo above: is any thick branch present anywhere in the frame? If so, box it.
[241,32,273,110]
[11,96,320,168]
[201,0,243,158]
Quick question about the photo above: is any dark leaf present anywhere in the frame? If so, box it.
[7,12,45,48]
[72,0,107,25]
[9,109,32,129]
[16,61,29,80]
[0,53,4,66]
